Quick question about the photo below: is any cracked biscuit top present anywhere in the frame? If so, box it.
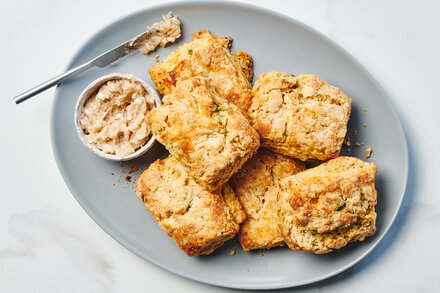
[135,156,246,257]
[278,156,377,254]
[147,77,260,191]
[248,72,352,162]
[148,29,253,112]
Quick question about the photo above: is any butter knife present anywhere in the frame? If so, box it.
[14,30,152,104]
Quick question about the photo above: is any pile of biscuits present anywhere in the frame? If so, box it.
[135,30,378,256]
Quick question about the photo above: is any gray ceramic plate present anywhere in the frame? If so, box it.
[51,1,408,290]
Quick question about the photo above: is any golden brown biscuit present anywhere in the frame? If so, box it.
[148,29,253,112]
[248,72,352,162]
[147,77,260,191]
[135,156,246,257]
[229,148,305,251]
[278,156,377,254]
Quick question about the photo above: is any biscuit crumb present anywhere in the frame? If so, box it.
[155,55,159,62]
[354,130,358,136]
[343,137,351,147]
[355,142,360,147]
[365,147,373,158]
[125,175,132,182]
[363,123,367,127]
[121,169,126,173]
[230,249,236,255]
[347,148,351,152]
[363,108,367,112]
[112,183,115,186]
[128,164,139,174]
[260,253,264,257]
[361,142,365,146]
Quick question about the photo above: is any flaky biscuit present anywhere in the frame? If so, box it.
[147,77,260,191]
[148,29,253,112]
[248,72,352,162]
[278,156,377,254]
[135,156,246,257]
[229,148,305,251]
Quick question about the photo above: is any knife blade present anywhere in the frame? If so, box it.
[14,30,152,104]
[92,30,152,67]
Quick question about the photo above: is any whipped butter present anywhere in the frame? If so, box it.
[80,77,155,157]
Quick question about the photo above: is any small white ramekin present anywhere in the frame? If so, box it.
[74,73,162,161]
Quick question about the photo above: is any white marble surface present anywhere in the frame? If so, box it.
[1,0,439,292]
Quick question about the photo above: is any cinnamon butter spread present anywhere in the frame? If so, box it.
[80,78,155,157]
[138,12,181,54]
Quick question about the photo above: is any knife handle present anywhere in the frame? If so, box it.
[14,61,94,104]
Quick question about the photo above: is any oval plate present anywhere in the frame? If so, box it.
[51,1,408,289]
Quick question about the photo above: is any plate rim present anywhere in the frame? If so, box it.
[50,0,409,289]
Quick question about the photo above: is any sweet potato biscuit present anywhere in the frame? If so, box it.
[147,77,260,191]
[135,156,246,257]
[248,72,352,162]
[229,148,305,251]
[278,156,377,254]
[148,29,253,111]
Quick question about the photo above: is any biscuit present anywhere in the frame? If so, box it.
[277,156,377,254]
[147,77,260,191]
[135,156,246,257]
[148,29,253,112]
[248,72,352,162]
[229,148,305,251]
